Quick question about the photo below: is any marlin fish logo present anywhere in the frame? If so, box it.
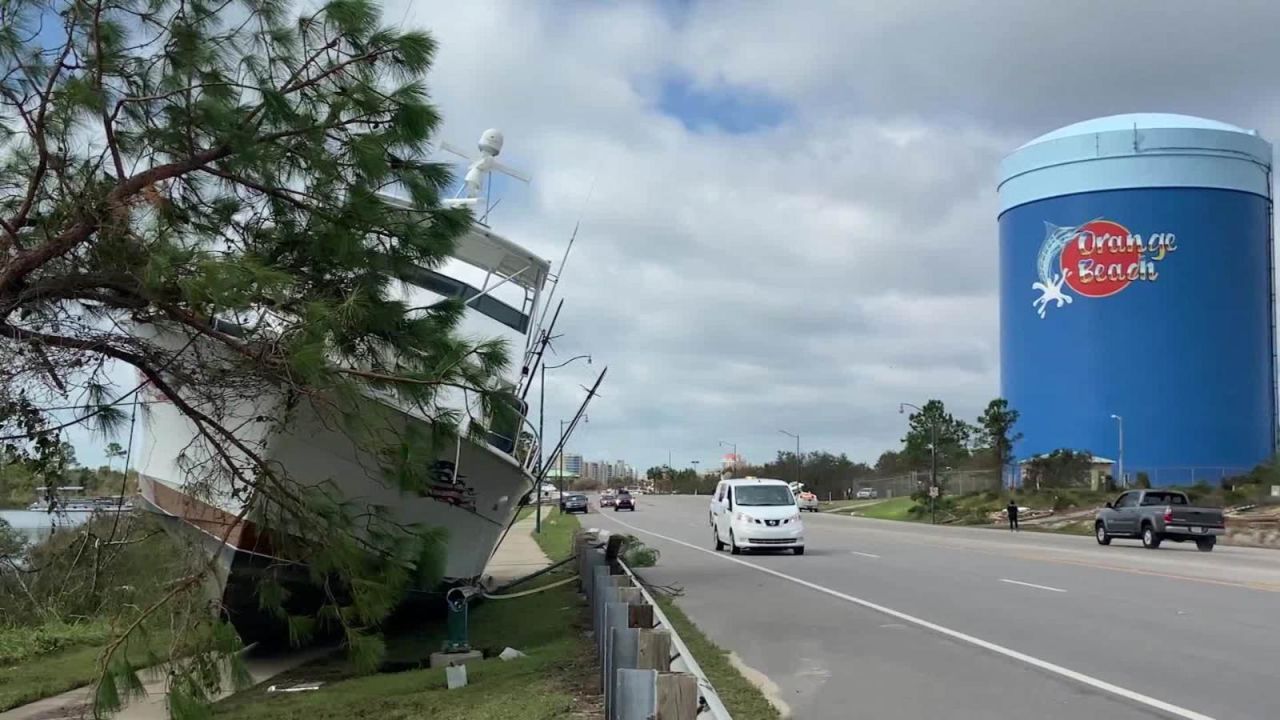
[1032,220,1098,318]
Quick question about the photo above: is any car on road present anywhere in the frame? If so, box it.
[614,490,636,511]
[709,478,804,555]
[560,493,589,514]
[599,492,616,508]
[1095,489,1225,551]
[797,490,820,512]
[855,487,878,499]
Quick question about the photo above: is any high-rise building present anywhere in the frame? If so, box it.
[561,453,583,477]
[611,460,632,481]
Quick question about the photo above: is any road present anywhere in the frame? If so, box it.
[589,494,1280,720]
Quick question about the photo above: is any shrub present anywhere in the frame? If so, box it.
[616,535,660,568]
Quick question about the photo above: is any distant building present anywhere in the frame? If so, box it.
[561,453,583,476]
[1018,454,1115,490]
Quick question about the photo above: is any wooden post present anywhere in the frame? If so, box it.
[628,603,655,629]
[636,629,671,672]
[616,587,643,606]
[655,673,698,719]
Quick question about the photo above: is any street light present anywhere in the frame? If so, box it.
[779,429,800,488]
[1110,414,1124,487]
[555,414,588,516]
[900,402,939,524]
[538,354,591,532]
[718,440,737,477]
[690,460,702,494]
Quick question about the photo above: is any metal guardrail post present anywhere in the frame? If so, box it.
[595,581,632,659]
[615,668,657,720]
[615,557,734,720]
[582,532,732,719]
[605,624,639,718]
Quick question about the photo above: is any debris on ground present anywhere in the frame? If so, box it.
[445,665,468,690]
[266,682,323,693]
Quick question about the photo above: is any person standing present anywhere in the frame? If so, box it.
[1006,499,1020,532]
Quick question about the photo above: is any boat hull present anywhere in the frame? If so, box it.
[137,387,531,642]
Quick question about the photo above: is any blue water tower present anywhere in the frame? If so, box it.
[997,113,1276,485]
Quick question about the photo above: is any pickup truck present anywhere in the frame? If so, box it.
[1095,490,1225,551]
[797,491,820,512]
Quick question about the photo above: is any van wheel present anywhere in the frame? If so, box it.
[713,528,724,552]
[1196,537,1216,552]
[1141,525,1162,549]
[729,531,742,555]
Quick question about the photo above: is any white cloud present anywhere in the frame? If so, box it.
[71,0,1280,471]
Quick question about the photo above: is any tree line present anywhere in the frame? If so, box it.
[645,398,1024,497]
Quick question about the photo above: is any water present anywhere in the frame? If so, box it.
[0,509,93,545]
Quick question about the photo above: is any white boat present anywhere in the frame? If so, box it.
[134,130,557,641]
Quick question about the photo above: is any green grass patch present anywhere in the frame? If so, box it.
[853,497,918,521]
[531,510,581,562]
[0,624,169,712]
[215,575,596,720]
[817,499,881,513]
[652,595,780,720]
[0,620,113,666]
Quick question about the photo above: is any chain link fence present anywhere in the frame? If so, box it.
[1121,466,1253,487]
[851,470,1002,499]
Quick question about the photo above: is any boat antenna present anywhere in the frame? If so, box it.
[437,128,530,212]
[519,299,563,402]
[532,175,596,339]
[536,366,607,486]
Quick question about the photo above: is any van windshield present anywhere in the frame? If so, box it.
[734,485,794,506]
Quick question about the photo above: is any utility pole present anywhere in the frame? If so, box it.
[930,422,938,524]
[718,440,737,478]
[1111,414,1124,487]
[538,354,591,531]
[779,429,800,488]
[900,403,940,524]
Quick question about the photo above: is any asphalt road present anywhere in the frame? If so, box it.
[589,494,1280,720]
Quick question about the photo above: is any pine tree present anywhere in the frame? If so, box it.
[0,0,509,714]
[977,398,1022,472]
[901,399,972,472]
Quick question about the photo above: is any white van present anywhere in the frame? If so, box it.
[709,478,804,555]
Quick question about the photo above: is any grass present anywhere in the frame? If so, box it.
[530,510,581,562]
[0,624,169,712]
[652,595,780,720]
[215,574,597,720]
[853,497,917,521]
[213,510,595,719]
[817,499,882,513]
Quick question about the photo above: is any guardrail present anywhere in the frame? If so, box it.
[577,531,733,720]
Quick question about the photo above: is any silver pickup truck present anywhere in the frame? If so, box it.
[1095,489,1225,551]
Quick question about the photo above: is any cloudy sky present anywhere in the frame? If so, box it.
[382,0,1280,473]
[60,0,1280,472]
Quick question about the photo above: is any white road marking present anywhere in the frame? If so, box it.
[849,551,881,559]
[599,512,1216,720]
[1000,578,1067,593]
